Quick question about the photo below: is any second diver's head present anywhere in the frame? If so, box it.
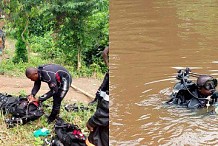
[197,75,217,96]
[25,67,39,81]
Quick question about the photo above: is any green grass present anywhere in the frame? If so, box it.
[0,98,96,145]
[0,56,105,79]
[0,37,105,79]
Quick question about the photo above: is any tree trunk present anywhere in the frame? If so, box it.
[21,18,30,62]
[77,47,82,70]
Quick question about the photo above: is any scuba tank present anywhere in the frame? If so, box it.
[170,68,196,98]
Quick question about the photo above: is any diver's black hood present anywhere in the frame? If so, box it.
[197,75,214,87]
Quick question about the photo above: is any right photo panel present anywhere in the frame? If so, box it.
[110,0,218,145]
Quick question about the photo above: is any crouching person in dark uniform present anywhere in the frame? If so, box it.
[25,64,72,123]
[167,74,218,109]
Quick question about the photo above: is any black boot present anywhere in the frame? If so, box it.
[88,91,100,106]
[47,110,59,124]
[88,97,98,106]
[47,116,56,124]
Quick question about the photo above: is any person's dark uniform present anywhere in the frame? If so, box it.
[167,75,218,109]
[0,29,5,54]
[87,71,109,146]
[31,64,72,122]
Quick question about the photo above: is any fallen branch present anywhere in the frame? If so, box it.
[71,84,95,99]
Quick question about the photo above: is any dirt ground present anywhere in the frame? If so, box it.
[0,75,102,104]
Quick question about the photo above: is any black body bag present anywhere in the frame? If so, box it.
[0,93,44,127]
[51,118,86,146]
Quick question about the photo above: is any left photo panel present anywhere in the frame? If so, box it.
[0,1,109,146]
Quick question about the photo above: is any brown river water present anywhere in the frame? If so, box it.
[110,0,218,145]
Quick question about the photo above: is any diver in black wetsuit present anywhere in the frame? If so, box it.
[167,69,218,109]
[25,64,72,123]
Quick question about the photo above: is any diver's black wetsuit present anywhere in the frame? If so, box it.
[87,72,109,146]
[31,64,72,120]
[167,84,218,109]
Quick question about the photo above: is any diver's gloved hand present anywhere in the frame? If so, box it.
[211,91,218,103]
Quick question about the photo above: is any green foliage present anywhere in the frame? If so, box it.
[29,31,62,60]
[0,48,105,78]
[13,38,28,63]
[0,56,52,77]
[28,13,55,37]
[34,137,44,145]
[90,62,103,73]
[75,65,94,77]
[51,0,109,69]
[1,0,108,77]
[18,90,27,96]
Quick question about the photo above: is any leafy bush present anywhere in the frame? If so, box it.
[29,31,60,59]
[0,56,53,77]
[13,38,28,63]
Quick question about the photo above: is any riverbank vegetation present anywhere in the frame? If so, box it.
[0,0,109,78]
